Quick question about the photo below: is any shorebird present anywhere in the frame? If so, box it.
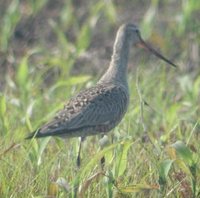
[26,24,177,166]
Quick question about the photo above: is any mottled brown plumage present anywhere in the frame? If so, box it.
[27,83,128,138]
[26,23,176,140]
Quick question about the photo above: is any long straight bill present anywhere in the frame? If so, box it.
[138,35,177,68]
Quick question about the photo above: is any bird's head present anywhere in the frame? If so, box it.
[118,23,177,68]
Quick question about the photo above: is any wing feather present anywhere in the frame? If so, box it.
[27,83,129,138]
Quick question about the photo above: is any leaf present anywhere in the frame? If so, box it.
[175,159,192,177]
[193,75,200,98]
[50,20,70,50]
[105,169,115,198]
[115,141,133,177]
[48,182,59,197]
[99,135,113,165]
[37,137,51,165]
[119,183,159,193]
[141,0,159,38]
[167,146,177,160]
[79,143,117,178]
[171,141,194,166]
[0,0,20,51]
[158,159,174,185]
[27,139,39,164]
[0,94,9,134]
[79,140,133,179]
[0,95,6,117]
[30,0,47,14]
[104,1,116,23]
[49,75,91,94]
[16,56,28,87]
[76,23,91,54]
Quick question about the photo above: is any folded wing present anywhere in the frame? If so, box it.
[26,83,129,138]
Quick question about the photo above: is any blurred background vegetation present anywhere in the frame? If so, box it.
[0,0,199,197]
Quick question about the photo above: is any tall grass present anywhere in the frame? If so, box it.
[0,0,199,197]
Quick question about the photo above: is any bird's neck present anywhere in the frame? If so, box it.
[98,32,131,88]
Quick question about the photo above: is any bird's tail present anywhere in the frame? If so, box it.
[25,129,45,139]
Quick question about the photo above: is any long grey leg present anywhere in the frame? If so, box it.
[76,137,85,167]
[99,134,109,170]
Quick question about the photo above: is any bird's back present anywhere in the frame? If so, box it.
[26,83,129,139]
